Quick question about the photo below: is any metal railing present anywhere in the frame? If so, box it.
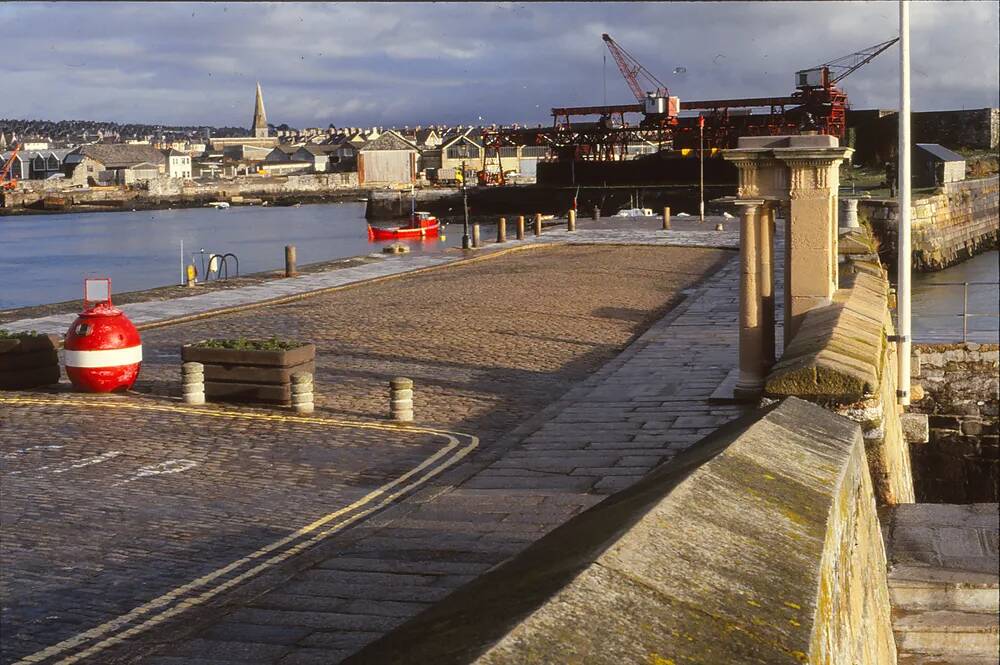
[908,281,999,342]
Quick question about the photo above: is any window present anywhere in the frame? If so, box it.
[447,143,480,159]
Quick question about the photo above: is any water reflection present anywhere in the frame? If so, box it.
[911,250,999,343]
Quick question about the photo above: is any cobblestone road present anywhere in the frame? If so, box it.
[0,244,732,664]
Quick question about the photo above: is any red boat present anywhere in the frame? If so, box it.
[368,211,441,241]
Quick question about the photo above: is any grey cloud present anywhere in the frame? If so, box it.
[2,1,997,128]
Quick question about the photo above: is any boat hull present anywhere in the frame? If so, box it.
[368,222,440,241]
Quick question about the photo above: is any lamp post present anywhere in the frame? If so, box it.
[699,114,705,223]
[897,0,912,405]
[457,142,471,249]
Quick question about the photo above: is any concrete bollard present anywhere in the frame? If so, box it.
[182,362,205,405]
[291,371,314,414]
[593,206,600,220]
[285,245,297,277]
[497,217,506,243]
[516,216,526,240]
[390,377,413,422]
[662,206,671,230]
[716,222,725,231]
[534,213,543,236]
[472,224,481,248]
[567,209,576,232]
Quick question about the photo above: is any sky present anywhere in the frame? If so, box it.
[3,1,998,129]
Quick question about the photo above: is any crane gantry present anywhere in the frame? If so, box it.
[482,35,899,164]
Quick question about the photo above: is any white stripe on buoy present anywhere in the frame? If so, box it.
[64,345,142,368]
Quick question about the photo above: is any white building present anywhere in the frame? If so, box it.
[164,149,192,179]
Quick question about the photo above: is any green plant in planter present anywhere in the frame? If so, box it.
[192,337,303,352]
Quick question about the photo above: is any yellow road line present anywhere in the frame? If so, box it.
[1,396,479,665]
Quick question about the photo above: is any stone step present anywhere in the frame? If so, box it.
[889,564,1000,613]
[894,609,1000,658]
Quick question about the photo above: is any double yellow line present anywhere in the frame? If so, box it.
[1,396,479,664]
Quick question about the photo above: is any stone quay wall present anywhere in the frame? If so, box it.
[1,172,361,211]
[344,399,897,665]
[908,342,1000,503]
[765,256,915,506]
[860,176,999,272]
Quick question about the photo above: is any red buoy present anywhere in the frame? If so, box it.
[64,278,142,393]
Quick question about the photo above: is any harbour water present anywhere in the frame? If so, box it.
[0,203,462,310]
[911,250,999,343]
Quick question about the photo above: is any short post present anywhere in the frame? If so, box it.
[185,264,196,288]
[291,371,314,414]
[715,222,725,231]
[390,377,413,422]
[662,206,671,230]
[840,197,860,229]
[497,217,507,243]
[472,224,481,248]
[516,215,525,240]
[534,213,543,236]
[567,209,576,232]
[593,206,600,220]
[182,362,205,405]
[285,245,297,277]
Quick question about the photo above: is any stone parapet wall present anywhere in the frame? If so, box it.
[344,399,897,665]
[860,176,999,271]
[908,342,1000,502]
[764,261,915,505]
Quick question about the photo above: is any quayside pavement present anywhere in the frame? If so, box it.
[0,218,768,665]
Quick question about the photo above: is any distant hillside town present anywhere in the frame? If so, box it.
[0,83,559,193]
[2,83,997,200]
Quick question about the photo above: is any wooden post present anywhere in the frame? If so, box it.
[291,372,314,414]
[534,213,543,236]
[662,206,671,230]
[472,224,481,248]
[567,209,576,232]
[390,377,413,422]
[516,216,525,240]
[285,245,297,277]
[182,362,205,405]
[497,217,506,243]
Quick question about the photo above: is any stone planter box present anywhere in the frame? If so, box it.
[180,341,315,405]
[0,334,62,390]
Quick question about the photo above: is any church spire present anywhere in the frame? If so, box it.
[252,82,268,138]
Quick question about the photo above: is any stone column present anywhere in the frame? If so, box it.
[759,203,776,370]
[777,148,852,340]
[735,199,765,399]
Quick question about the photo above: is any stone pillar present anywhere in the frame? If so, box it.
[567,209,576,232]
[777,148,852,340]
[534,213,543,236]
[497,217,506,243]
[759,203,776,369]
[840,197,860,229]
[516,216,525,240]
[472,224,481,248]
[662,206,671,230]
[735,200,765,399]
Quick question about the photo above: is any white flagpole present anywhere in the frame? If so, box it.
[897,0,912,405]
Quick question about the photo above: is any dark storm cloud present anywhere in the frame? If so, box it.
[2,1,997,128]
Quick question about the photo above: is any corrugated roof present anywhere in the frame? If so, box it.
[915,143,965,162]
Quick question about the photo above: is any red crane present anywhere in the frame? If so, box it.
[602,33,669,102]
[1,143,21,191]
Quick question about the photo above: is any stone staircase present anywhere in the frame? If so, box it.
[885,503,1000,665]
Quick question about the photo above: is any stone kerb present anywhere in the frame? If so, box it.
[343,398,896,665]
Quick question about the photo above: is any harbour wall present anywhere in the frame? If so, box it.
[1,173,362,213]
[345,399,897,665]
[860,175,1000,271]
[909,343,1000,503]
[365,183,737,221]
